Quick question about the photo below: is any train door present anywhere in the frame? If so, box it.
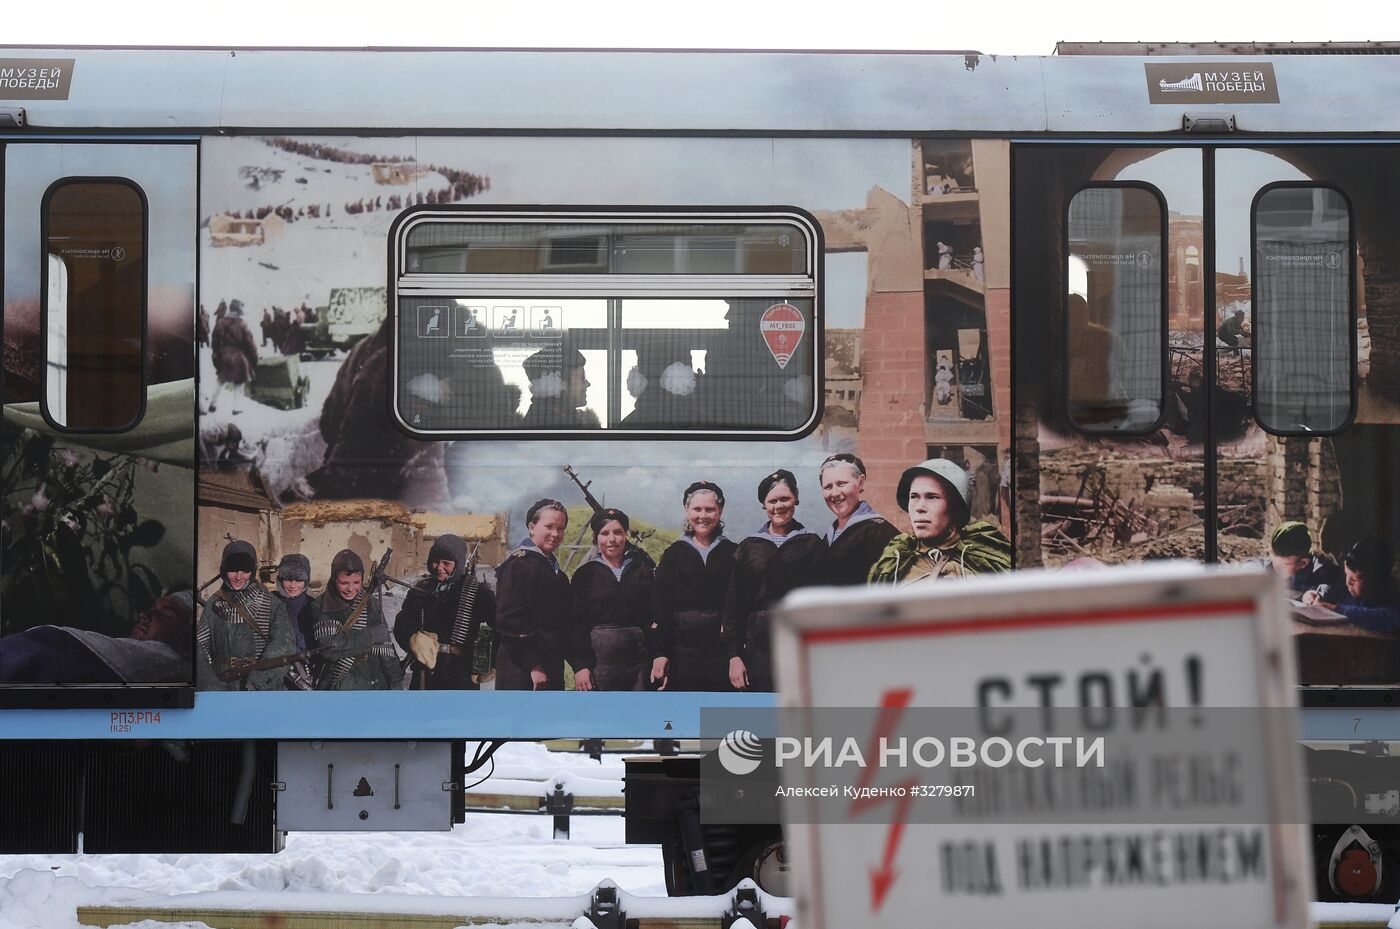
[1,142,197,700]
[1014,143,1400,687]
[1013,146,1209,567]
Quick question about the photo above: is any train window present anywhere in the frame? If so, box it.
[41,179,147,432]
[1064,185,1166,434]
[392,210,820,437]
[402,220,809,276]
[1252,185,1354,435]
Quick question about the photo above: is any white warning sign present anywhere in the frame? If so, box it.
[760,303,806,370]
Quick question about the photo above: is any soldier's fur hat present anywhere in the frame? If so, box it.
[427,534,467,578]
[331,548,365,577]
[220,539,257,576]
[276,553,311,583]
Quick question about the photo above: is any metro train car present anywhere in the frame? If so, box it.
[2,43,1400,902]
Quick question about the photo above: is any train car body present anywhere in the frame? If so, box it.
[2,44,1400,899]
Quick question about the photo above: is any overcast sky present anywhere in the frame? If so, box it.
[5,0,1399,54]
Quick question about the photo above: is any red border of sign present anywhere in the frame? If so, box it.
[794,597,1259,929]
[800,599,1255,645]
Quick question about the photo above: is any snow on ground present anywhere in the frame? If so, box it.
[197,342,331,501]
[201,136,437,314]
[0,743,662,929]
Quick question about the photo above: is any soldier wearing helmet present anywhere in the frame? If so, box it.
[868,458,1012,584]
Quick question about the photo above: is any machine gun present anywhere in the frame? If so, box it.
[316,548,394,690]
[336,548,393,635]
[562,464,655,549]
[403,542,489,688]
[218,623,391,683]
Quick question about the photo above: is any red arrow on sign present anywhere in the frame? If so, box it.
[847,687,920,912]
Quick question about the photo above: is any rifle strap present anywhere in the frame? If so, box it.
[336,589,373,634]
[320,596,378,690]
[215,589,272,663]
[336,551,392,635]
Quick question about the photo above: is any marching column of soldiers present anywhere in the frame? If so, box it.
[196,455,1012,693]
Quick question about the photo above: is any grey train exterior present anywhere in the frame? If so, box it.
[3,47,1400,899]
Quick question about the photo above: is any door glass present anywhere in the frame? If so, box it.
[1065,185,1165,433]
[1253,185,1353,435]
[43,179,146,430]
[1014,146,1206,567]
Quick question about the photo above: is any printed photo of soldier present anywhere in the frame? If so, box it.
[495,499,590,691]
[1301,539,1400,632]
[869,458,1012,585]
[0,591,194,685]
[273,553,315,690]
[571,508,656,691]
[307,549,402,691]
[395,534,496,691]
[199,540,297,691]
[815,453,898,586]
[723,470,824,692]
[1267,521,1343,598]
[650,481,736,692]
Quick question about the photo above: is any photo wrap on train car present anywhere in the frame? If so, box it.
[651,480,738,692]
[3,144,197,688]
[1014,141,1400,695]
[307,548,403,691]
[198,539,297,691]
[572,508,658,692]
[191,132,964,698]
[815,453,899,587]
[723,470,825,693]
[394,532,497,691]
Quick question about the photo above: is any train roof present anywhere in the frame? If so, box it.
[1,46,1399,135]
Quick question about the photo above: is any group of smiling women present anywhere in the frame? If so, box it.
[492,453,1013,692]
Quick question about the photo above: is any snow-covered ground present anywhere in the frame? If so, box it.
[197,342,331,502]
[0,743,662,929]
[201,136,431,314]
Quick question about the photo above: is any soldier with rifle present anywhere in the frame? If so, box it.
[198,539,297,691]
[394,534,496,690]
[306,549,403,691]
[563,465,655,555]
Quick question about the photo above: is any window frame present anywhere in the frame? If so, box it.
[1248,180,1358,437]
[38,175,150,435]
[1061,180,1170,437]
[387,205,824,440]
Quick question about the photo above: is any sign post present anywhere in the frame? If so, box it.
[772,563,1308,929]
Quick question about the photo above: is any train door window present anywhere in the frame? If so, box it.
[41,179,147,432]
[391,210,821,437]
[1252,184,1354,435]
[1064,184,1167,434]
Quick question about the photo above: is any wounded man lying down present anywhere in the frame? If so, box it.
[0,591,193,684]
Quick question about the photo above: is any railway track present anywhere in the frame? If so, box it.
[77,879,792,929]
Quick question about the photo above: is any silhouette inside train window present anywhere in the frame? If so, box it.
[1065,185,1167,435]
